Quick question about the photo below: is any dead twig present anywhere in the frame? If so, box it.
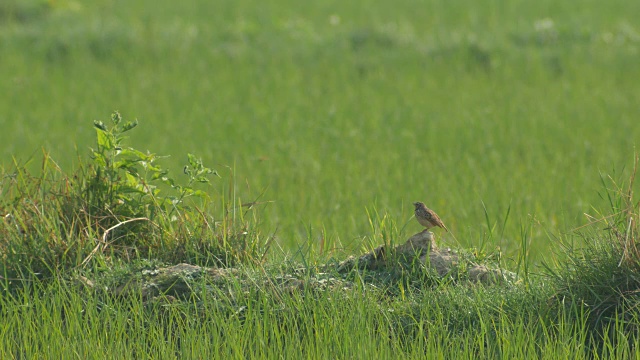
[81,217,149,268]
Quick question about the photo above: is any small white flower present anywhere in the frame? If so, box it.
[534,18,555,32]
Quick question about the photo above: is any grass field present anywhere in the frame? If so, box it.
[3,0,640,258]
[2,0,640,358]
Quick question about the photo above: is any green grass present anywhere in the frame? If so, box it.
[2,0,639,259]
[2,0,640,358]
[1,121,639,359]
[0,261,638,359]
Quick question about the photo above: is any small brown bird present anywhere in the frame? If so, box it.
[413,201,449,232]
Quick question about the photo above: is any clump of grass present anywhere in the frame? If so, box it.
[0,112,267,283]
[547,155,640,337]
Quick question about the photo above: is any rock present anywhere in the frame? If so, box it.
[336,230,512,285]
[396,230,438,254]
[422,248,459,276]
[337,231,435,272]
[108,232,513,300]
[468,265,516,284]
[337,231,455,273]
[115,263,207,299]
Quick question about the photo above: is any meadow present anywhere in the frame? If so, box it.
[2,0,640,358]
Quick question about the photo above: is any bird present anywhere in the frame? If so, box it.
[413,201,449,232]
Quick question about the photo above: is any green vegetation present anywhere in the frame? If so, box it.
[2,0,639,258]
[1,112,268,279]
[2,0,640,358]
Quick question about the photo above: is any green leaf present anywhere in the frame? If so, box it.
[144,162,163,172]
[115,185,145,194]
[92,153,107,167]
[187,153,199,167]
[111,111,122,125]
[124,172,141,187]
[119,148,148,162]
[114,160,136,170]
[161,176,176,187]
[121,120,138,133]
[192,190,208,198]
[95,128,112,150]
[93,120,107,131]
[150,170,169,180]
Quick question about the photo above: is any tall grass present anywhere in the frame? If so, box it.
[2,143,640,358]
[545,156,640,346]
[1,0,639,258]
[1,264,638,358]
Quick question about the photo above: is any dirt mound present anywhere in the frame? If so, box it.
[79,231,514,302]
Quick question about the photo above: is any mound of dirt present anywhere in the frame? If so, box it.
[336,231,512,283]
[80,231,514,301]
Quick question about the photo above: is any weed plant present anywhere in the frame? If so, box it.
[1,112,266,282]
